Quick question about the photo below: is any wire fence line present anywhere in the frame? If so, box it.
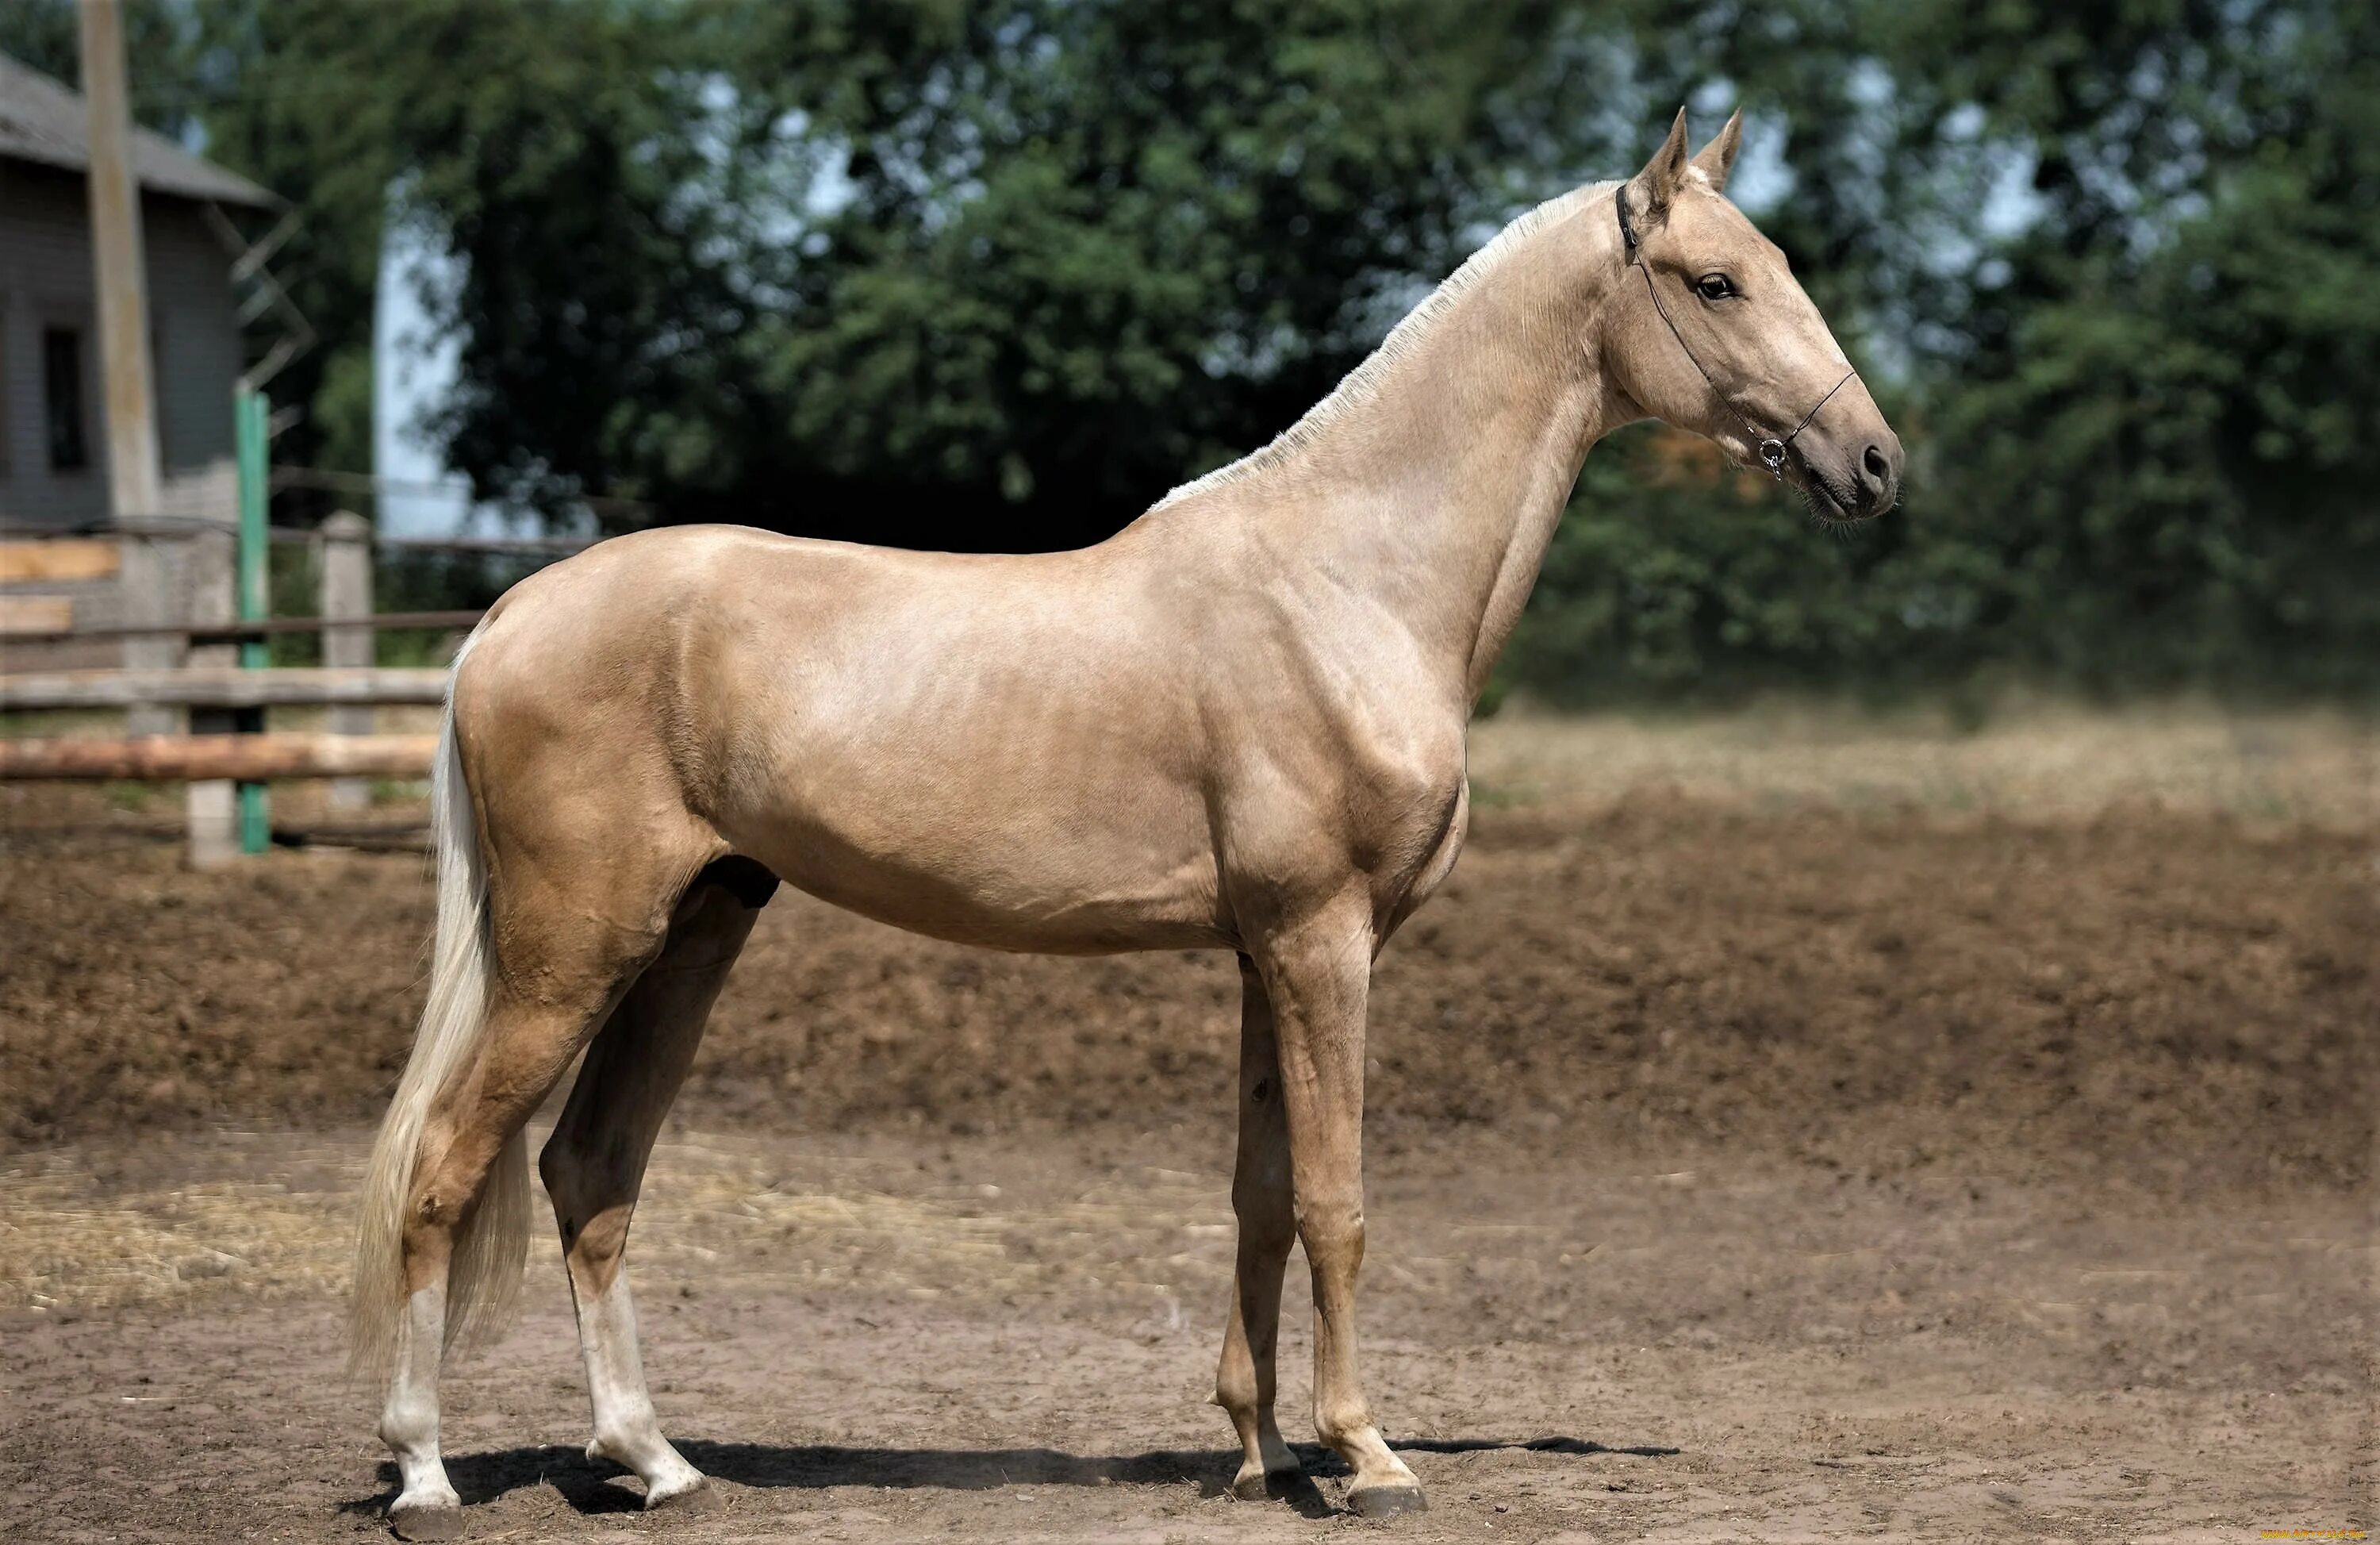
[2,467,605,651]
[49,513,601,555]
[16,459,634,549]
[10,611,489,645]
[270,463,654,518]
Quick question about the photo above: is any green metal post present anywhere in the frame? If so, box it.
[235,389,271,855]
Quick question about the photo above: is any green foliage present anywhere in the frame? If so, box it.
[1507,0,2380,702]
[3,0,2370,697]
[0,0,202,135]
[716,1,1635,544]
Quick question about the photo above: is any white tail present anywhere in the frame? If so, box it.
[349,638,529,1380]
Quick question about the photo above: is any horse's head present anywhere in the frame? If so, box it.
[1604,110,1902,524]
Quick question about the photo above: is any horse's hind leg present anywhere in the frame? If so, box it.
[538,861,770,1510]
[1215,955,1307,1500]
[381,958,644,1539]
[374,805,710,1539]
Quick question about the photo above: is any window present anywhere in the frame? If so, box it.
[150,322,168,472]
[44,326,87,471]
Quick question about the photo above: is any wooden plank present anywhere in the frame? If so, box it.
[0,609,485,644]
[0,732,440,782]
[0,667,450,711]
[319,512,375,812]
[1,666,450,710]
[0,596,75,636]
[0,540,121,582]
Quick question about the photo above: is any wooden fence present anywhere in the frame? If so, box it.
[0,666,450,710]
[0,510,548,863]
[0,732,440,782]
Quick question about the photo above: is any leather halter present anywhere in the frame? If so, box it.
[1616,183,1856,480]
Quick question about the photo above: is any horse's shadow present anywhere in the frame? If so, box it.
[343,1434,1679,1523]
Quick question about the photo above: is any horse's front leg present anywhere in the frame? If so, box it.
[1249,902,1426,1516]
[1215,955,1305,1499]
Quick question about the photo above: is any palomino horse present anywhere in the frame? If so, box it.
[354,109,1901,1538]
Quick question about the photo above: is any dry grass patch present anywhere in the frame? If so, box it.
[0,1129,1238,1316]
[1471,703,2374,826]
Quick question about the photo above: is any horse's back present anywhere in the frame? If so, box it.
[455,524,1233,952]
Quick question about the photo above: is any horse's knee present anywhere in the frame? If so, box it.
[1295,1204,1365,1271]
[1215,1352,1263,1417]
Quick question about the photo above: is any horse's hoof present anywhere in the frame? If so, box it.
[388,1501,465,1541]
[1232,1466,1304,1501]
[645,1478,720,1514]
[1347,1483,1429,1518]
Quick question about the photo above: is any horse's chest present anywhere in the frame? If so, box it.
[1219,697,1466,918]
[1330,705,1470,927]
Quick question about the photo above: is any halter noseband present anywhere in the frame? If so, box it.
[1616,184,1856,481]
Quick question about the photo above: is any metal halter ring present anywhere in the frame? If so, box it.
[1757,439,1788,478]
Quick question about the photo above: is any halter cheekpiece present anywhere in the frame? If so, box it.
[1615,183,1856,482]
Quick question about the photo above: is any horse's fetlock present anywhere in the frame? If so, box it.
[588,1406,660,1466]
[1315,1398,1374,1449]
[379,1397,437,1455]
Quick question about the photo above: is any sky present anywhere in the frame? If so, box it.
[370,217,477,540]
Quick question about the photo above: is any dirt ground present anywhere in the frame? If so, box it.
[0,713,2374,1541]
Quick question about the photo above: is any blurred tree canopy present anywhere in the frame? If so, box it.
[5,0,2372,700]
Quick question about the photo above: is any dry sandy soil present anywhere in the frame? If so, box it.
[1,711,2373,1542]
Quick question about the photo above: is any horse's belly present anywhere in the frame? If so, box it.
[731,772,1227,955]
[695,568,1225,951]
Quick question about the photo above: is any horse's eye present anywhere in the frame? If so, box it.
[1695,274,1736,302]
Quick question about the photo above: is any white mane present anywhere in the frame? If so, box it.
[1152,182,1612,510]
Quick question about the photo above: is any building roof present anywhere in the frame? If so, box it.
[0,52,279,209]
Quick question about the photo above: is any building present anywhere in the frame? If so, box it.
[0,49,282,532]
[0,50,282,651]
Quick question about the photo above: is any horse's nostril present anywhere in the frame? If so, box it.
[1862,444,1892,487]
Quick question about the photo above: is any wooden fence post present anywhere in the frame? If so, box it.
[83,0,174,734]
[182,528,239,867]
[119,537,179,737]
[318,510,374,810]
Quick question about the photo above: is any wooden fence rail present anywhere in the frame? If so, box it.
[0,666,450,712]
[0,732,439,782]
[1,509,498,857]
[0,608,486,645]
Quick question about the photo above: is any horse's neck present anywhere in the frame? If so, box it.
[1233,204,1625,699]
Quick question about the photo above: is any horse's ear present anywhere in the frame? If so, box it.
[1691,109,1744,194]
[1627,107,1692,225]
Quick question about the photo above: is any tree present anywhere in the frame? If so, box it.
[14,0,2366,697]
[0,0,202,138]
[281,0,1656,548]
[1506,0,2380,701]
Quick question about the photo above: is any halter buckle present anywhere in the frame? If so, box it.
[1757,439,1788,478]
